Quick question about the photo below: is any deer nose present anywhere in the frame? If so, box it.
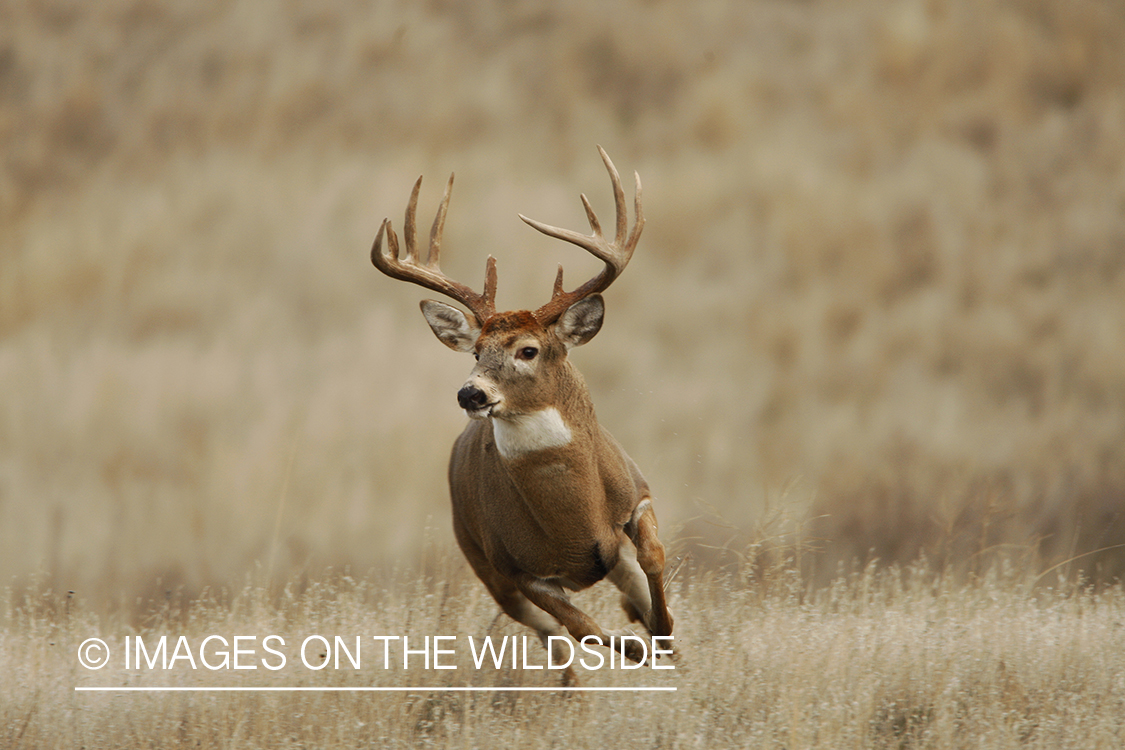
[457,384,489,411]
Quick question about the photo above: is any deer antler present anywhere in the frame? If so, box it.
[371,173,498,327]
[520,146,644,325]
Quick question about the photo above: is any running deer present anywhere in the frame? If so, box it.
[369,147,674,674]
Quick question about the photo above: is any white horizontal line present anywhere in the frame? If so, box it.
[75,686,675,693]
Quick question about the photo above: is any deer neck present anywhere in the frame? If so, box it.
[488,362,617,539]
[490,362,598,464]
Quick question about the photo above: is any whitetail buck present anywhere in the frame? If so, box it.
[370,147,674,675]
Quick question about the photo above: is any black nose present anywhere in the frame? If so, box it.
[457,385,489,410]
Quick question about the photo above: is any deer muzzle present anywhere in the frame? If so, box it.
[457,383,494,416]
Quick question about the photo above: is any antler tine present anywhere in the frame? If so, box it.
[601,144,629,252]
[521,146,645,324]
[370,174,497,326]
[481,254,498,314]
[427,173,454,267]
[403,176,422,264]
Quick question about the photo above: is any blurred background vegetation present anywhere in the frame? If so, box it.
[2,0,1123,601]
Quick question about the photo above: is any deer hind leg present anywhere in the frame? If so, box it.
[515,576,649,664]
[621,498,675,638]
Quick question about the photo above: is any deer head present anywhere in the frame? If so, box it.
[371,145,643,424]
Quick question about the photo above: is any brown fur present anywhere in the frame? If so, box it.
[447,309,674,673]
[370,149,672,677]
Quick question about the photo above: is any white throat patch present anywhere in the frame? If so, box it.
[492,408,573,459]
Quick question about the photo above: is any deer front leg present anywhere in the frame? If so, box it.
[454,522,578,681]
[619,498,674,638]
[516,576,648,664]
[607,537,653,625]
[486,580,580,684]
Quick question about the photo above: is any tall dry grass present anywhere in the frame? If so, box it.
[1,0,1123,641]
[4,561,1123,748]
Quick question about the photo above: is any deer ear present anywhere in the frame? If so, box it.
[555,295,605,349]
[420,300,479,353]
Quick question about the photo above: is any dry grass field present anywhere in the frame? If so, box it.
[4,561,1125,748]
[3,0,1125,746]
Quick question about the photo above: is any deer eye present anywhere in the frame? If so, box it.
[517,347,539,361]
